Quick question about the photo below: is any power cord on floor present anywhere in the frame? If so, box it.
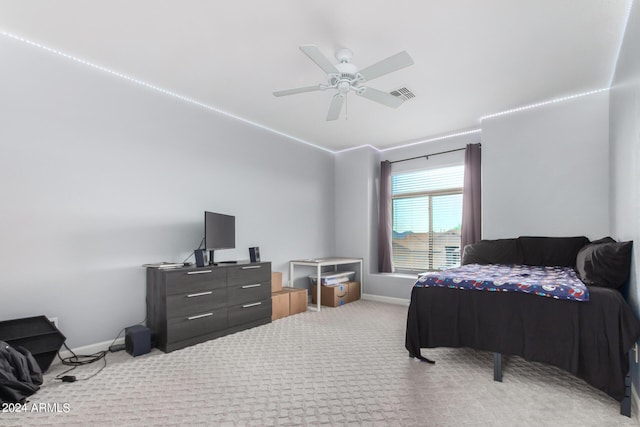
[55,342,107,382]
[54,315,147,383]
[107,325,129,352]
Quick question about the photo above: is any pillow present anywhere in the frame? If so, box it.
[461,239,523,265]
[575,238,633,288]
[518,236,589,267]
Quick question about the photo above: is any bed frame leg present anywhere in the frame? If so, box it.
[620,357,632,417]
[493,352,502,382]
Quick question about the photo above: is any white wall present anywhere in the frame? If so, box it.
[610,0,640,392]
[482,92,610,240]
[0,36,335,347]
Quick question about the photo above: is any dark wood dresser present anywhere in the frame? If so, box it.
[146,262,271,352]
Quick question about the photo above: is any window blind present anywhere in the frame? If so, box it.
[392,165,464,271]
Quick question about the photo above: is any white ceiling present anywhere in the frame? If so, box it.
[0,1,632,151]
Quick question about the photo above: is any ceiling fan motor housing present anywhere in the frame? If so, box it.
[330,62,360,92]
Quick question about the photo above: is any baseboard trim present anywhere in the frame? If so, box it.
[53,337,125,365]
[362,293,410,306]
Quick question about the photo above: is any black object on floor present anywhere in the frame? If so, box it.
[0,315,66,372]
[109,343,126,352]
[125,325,151,356]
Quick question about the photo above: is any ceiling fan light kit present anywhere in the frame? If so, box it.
[274,45,414,121]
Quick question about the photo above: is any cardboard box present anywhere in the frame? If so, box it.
[346,281,361,303]
[311,282,361,307]
[311,282,348,307]
[271,290,289,320]
[283,287,307,315]
[271,271,283,293]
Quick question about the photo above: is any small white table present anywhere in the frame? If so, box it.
[289,257,364,312]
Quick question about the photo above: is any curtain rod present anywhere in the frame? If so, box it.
[389,144,480,164]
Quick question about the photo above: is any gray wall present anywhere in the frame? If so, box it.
[334,133,480,301]
[334,146,379,276]
[0,23,624,353]
[610,0,640,393]
[482,92,610,240]
[0,37,335,347]
[337,92,610,302]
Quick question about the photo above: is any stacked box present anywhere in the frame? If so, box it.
[283,287,308,314]
[271,271,307,319]
[311,281,360,307]
[271,290,289,320]
[346,281,361,303]
[271,272,283,292]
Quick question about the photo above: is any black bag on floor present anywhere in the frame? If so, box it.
[0,340,44,404]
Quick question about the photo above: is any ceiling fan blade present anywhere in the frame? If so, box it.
[359,51,414,82]
[273,85,323,97]
[326,94,345,121]
[357,87,404,108]
[300,45,339,74]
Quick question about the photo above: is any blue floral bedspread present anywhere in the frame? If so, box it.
[415,264,589,302]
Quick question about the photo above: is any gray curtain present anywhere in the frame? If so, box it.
[461,143,482,252]
[378,160,394,273]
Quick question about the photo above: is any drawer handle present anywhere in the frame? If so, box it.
[242,266,261,270]
[187,270,212,275]
[187,313,213,320]
[241,284,261,289]
[242,302,262,308]
[187,291,213,298]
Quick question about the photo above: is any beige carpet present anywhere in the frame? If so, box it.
[2,300,637,426]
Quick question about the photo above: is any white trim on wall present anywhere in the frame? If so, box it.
[362,294,410,306]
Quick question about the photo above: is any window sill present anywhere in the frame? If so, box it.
[371,272,420,280]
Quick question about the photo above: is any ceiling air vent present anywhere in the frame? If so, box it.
[390,87,416,101]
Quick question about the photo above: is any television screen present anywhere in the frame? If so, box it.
[205,211,235,250]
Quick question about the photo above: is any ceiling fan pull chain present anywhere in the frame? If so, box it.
[346,94,350,120]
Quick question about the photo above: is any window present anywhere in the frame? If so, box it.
[392,165,464,272]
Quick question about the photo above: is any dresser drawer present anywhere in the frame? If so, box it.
[164,268,226,295]
[228,299,272,328]
[166,288,227,317]
[147,262,272,353]
[167,308,227,343]
[227,281,271,306]
[227,263,270,286]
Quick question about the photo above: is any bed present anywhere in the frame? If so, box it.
[405,236,640,416]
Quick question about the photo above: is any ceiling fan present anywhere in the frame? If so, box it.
[273,45,414,121]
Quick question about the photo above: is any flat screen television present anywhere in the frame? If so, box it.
[205,211,235,265]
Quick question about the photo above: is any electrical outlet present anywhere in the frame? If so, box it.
[48,317,59,329]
